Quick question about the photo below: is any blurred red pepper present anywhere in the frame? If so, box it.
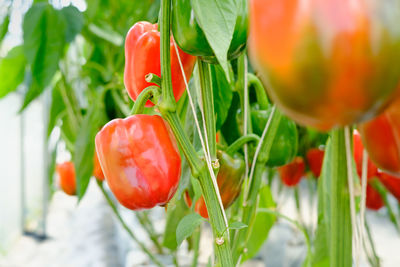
[249,0,400,130]
[306,148,324,178]
[93,153,105,181]
[124,21,196,106]
[278,157,306,187]
[184,150,245,218]
[56,161,76,196]
[358,98,400,177]
[378,172,400,203]
[95,115,181,210]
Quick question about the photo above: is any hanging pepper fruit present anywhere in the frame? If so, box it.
[249,0,400,130]
[358,98,400,177]
[172,0,248,63]
[251,105,298,167]
[93,153,105,181]
[378,172,400,202]
[95,115,182,210]
[306,148,325,178]
[56,161,76,196]
[278,157,306,187]
[124,21,196,106]
[185,150,245,218]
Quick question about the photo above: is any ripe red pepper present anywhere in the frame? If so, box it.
[365,184,384,211]
[306,148,325,178]
[358,98,400,177]
[93,153,104,181]
[378,172,400,202]
[56,161,76,196]
[278,157,306,187]
[95,115,182,210]
[124,22,196,106]
[184,150,245,218]
[249,0,400,130]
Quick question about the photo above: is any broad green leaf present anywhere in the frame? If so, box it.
[60,5,84,43]
[0,46,26,98]
[0,13,10,43]
[88,23,123,46]
[22,3,66,110]
[163,198,189,250]
[47,83,65,137]
[243,186,276,261]
[229,221,247,230]
[191,0,237,79]
[210,64,233,131]
[176,213,205,246]
[74,101,104,200]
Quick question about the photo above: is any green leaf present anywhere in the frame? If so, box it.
[88,23,123,46]
[60,5,84,43]
[74,102,104,200]
[21,3,66,110]
[243,186,276,261]
[191,0,237,79]
[0,13,10,43]
[0,46,26,98]
[47,83,65,137]
[229,221,247,230]
[210,64,233,130]
[176,213,205,246]
[163,198,189,250]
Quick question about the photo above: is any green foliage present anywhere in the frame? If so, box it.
[163,198,189,250]
[60,5,84,43]
[211,64,233,130]
[0,13,10,44]
[0,46,26,98]
[176,213,205,246]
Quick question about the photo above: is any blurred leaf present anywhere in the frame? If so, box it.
[191,0,237,80]
[163,198,189,250]
[211,64,233,130]
[74,100,104,200]
[0,13,10,44]
[60,5,84,43]
[229,221,247,230]
[243,186,276,261]
[0,46,26,98]
[176,213,205,246]
[47,141,58,199]
[88,23,123,46]
[47,84,65,137]
[21,3,66,110]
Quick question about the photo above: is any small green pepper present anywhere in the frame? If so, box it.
[172,0,248,63]
[251,105,298,167]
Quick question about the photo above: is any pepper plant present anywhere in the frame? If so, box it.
[2,0,400,266]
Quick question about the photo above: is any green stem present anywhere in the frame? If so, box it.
[364,219,381,267]
[145,73,162,87]
[329,129,352,267]
[225,134,260,156]
[237,54,252,135]
[247,73,269,110]
[198,59,217,161]
[131,86,161,115]
[136,212,164,253]
[96,180,163,267]
[191,225,201,267]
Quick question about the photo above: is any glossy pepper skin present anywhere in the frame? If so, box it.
[124,22,196,106]
[306,148,325,178]
[172,0,248,63]
[251,106,298,167]
[185,150,245,218]
[95,115,182,210]
[278,157,306,187]
[56,161,76,196]
[358,98,400,177]
[249,0,400,130]
[93,153,105,181]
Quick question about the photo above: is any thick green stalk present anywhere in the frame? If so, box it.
[329,129,352,267]
[247,73,269,110]
[96,181,163,267]
[130,86,161,115]
[198,59,217,160]
[158,1,233,265]
[225,134,260,156]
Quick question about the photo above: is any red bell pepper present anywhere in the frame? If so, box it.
[56,161,76,196]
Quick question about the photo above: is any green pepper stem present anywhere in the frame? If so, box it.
[135,212,164,253]
[225,134,260,156]
[145,73,162,86]
[247,73,269,110]
[198,59,217,161]
[130,86,161,115]
[96,180,163,267]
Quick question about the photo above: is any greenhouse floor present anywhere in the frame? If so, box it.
[1,179,400,267]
